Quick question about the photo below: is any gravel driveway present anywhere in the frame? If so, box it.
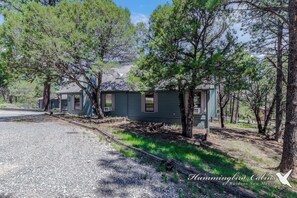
[0,111,178,198]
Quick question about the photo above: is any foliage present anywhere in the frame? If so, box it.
[52,0,136,117]
[7,79,42,107]
[0,0,136,115]
[0,0,60,11]
[130,0,236,137]
[243,60,276,134]
[0,63,10,88]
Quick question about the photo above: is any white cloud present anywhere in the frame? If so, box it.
[131,13,149,25]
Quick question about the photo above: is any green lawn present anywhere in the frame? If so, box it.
[109,129,296,198]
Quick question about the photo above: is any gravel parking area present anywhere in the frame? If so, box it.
[0,111,178,198]
[0,110,44,118]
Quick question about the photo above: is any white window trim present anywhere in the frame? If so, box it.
[141,93,158,113]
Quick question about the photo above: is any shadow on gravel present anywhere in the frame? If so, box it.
[0,193,13,198]
[66,131,79,134]
[0,114,50,123]
[95,151,159,197]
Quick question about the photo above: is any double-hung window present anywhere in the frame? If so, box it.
[103,94,114,112]
[194,92,202,114]
[74,95,81,110]
[141,93,158,113]
[145,93,155,112]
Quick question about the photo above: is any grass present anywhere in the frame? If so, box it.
[110,129,297,198]
[225,122,258,129]
[114,131,252,176]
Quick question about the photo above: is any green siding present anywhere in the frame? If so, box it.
[64,89,217,129]
[126,91,181,124]
[102,90,212,128]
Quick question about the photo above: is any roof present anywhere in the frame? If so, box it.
[56,83,83,94]
[101,64,132,91]
[56,64,215,94]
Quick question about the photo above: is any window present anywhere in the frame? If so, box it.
[141,93,158,113]
[74,95,81,110]
[104,94,113,112]
[194,92,201,114]
[145,93,154,112]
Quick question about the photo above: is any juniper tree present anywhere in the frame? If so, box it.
[131,0,236,138]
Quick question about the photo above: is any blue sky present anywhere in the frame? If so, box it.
[114,0,171,24]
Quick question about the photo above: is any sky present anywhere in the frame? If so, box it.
[114,0,170,24]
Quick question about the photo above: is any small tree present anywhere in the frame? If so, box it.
[244,61,276,134]
[215,47,252,128]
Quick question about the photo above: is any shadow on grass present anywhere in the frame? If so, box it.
[210,127,283,155]
[112,130,297,198]
[116,121,206,146]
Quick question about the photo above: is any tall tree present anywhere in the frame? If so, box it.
[132,0,236,137]
[0,2,60,111]
[238,0,288,141]
[54,0,135,118]
[1,0,135,116]
[279,0,297,176]
[0,0,61,111]
[227,0,296,176]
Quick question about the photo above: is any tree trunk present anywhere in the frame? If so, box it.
[275,20,284,141]
[219,89,225,128]
[218,84,229,128]
[279,0,297,176]
[219,101,225,128]
[178,88,187,136]
[185,88,195,138]
[264,95,268,122]
[229,93,233,122]
[234,92,240,124]
[225,102,228,123]
[95,73,104,119]
[263,96,276,136]
[230,93,235,123]
[1,90,6,101]
[254,109,264,134]
[42,77,51,112]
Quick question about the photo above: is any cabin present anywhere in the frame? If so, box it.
[37,96,67,110]
[56,65,218,129]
